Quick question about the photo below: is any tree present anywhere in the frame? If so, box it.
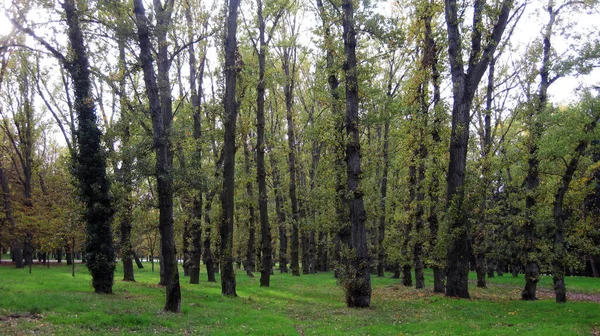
[280,17,301,277]
[133,0,181,311]
[340,0,371,308]
[220,0,241,297]
[443,0,514,298]
[251,0,285,287]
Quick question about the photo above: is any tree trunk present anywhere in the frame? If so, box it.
[443,0,512,299]
[63,0,116,294]
[282,43,300,277]
[184,3,207,286]
[133,252,144,269]
[342,0,371,308]
[487,259,495,278]
[203,192,216,283]
[475,254,487,288]
[220,0,240,297]
[243,137,256,276]
[133,0,180,311]
[269,147,287,273]
[254,0,274,286]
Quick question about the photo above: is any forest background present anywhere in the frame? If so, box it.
[0,0,599,315]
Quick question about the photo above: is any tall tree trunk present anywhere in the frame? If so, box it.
[243,136,256,276]
[443,0,512,299]
[220,0,241,296]
[63,0,115,294]
[185,2,208,285]
[255,0,274,286]
[282,44,300,277]
[341,0,371,308]
[133,0,180,311]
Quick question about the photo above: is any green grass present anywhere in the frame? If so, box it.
[0,263,598,335]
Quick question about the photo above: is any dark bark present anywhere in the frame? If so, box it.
[203,189,217,282]
[255,0,274,287]
[62,0,116,294]
[444,0,513,299]
[185,3,207,285]
[133,252,144,269]
[342,0,371,308]
[133,0,180,311]
[220,0,240,296]
[282,43,300,277]
[475,254,486,288]
[269,143,287,273]
[243,137,257,276]
[182,219,191,277]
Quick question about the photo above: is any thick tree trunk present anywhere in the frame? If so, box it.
[342,0,371,308]
[63,0,115,294]
[443,0,512,299]
[133,0,180,311]
[220,0,240,297]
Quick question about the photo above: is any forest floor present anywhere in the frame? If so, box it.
[0,263,599,335]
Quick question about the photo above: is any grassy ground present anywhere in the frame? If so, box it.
[0,263,599,335]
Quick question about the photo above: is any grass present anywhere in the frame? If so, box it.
[0,263,599,335]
